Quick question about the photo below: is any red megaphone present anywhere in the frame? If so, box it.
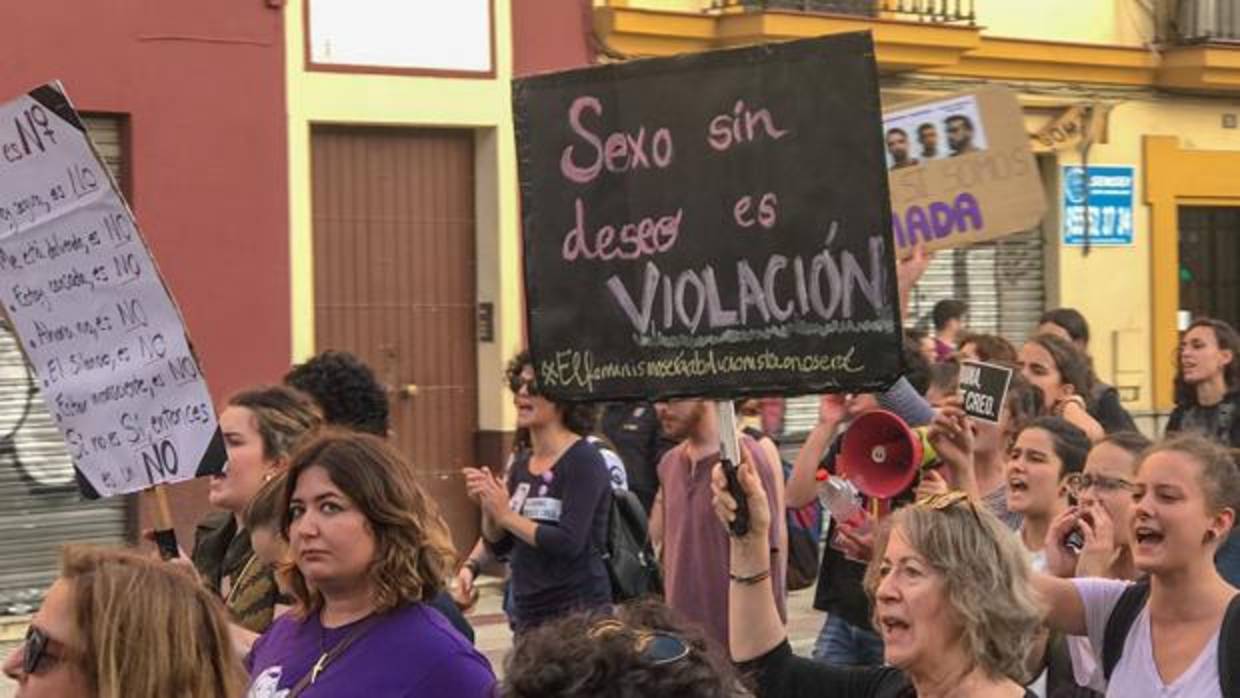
[838,410,926,499]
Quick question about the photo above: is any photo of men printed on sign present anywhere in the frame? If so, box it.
[882,95,988,170]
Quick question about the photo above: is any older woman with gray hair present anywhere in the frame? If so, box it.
[714,456,1042,698]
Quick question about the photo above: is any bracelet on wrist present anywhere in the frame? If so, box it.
[464,559,481,577]
[729,569,771,585]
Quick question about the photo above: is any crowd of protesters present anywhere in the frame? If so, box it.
[4,269,1240,697]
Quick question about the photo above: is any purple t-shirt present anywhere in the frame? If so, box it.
[245,602,495,698]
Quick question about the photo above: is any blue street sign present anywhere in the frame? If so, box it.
[1062,165,1135,246]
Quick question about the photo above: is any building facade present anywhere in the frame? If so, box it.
[591,0,1240,431]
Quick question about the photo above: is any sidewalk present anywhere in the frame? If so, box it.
[0,580,826,696]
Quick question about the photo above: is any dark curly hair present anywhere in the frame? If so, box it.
[506,351,597,436]
[284,351,390,436]
[500,601,743,698]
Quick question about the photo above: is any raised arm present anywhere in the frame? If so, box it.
[712,455,785,662]
[786,396,843,508]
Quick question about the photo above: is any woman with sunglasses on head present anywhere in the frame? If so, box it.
[499,600,742,697]
[715,455,1042,697]
[463,351,613,633]
[3,545,248,698]
[245,430,494,697]
[1037,435,1240,698]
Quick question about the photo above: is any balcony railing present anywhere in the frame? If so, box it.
[708,0,976,26]
[1163,0,1240,43]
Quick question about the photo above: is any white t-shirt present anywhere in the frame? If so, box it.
[1067,634,1106,692]
[1072,577,1222,698]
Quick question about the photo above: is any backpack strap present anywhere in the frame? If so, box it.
[1101,580,1150,681]
[1221,593,1240,698]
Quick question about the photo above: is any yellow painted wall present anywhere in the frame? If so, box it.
[973,0,1151,46]
[284,0,521,432]
[600,0,708,11]
[1050,96,1240,415]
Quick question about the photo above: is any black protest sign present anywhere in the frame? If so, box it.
[514,33,903,401]
[959,360,1013,424]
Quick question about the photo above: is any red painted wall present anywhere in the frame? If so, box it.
[2,2,288,545]
[512,0,594,76]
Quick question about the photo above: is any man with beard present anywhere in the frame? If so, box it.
[917,122,939,160]
[946,114,979,156]
[885,127,919,170]
[649,399,786,649]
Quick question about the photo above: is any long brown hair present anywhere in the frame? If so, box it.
[1175,317,1240,406]
[60,546,247,698]
[280,429,456,614]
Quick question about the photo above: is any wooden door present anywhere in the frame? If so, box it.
[311,126,478,552]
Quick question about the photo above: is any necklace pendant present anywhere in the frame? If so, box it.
[311,652,328,684]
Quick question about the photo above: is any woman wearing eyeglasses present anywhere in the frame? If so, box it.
[1040,432,1150,695]
[1038,435,1240,697]
[1048,432,1152,583]
[2,546,248,697]
[463,351,613,633]
[714,457,1042,698]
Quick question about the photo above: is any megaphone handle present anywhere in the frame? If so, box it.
[721,457,750,537]
[715,400,750,537]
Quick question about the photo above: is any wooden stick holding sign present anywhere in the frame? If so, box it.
[150,485,181,560]
[0,83,226,556]
[715,400,749,537]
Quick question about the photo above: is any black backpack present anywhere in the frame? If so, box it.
[1101,580,1240,697]
[602,487,662,602]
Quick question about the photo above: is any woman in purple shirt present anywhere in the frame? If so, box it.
[245,430,495,697]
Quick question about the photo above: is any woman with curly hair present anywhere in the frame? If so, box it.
[500,600,742,698]
[715,456,1042,697]
[463,351,613,632]
[244,430,494,696]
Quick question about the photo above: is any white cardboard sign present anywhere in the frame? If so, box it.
[0,83,224,498]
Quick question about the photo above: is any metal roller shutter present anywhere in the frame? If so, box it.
[906,227,1047,345]
[0,115,129,615]
[780,228,1046,442]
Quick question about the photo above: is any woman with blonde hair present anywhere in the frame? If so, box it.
[245,429,494,696]
[192,385,321,633]
[715,456,1042,697]
[2,545,248,697]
